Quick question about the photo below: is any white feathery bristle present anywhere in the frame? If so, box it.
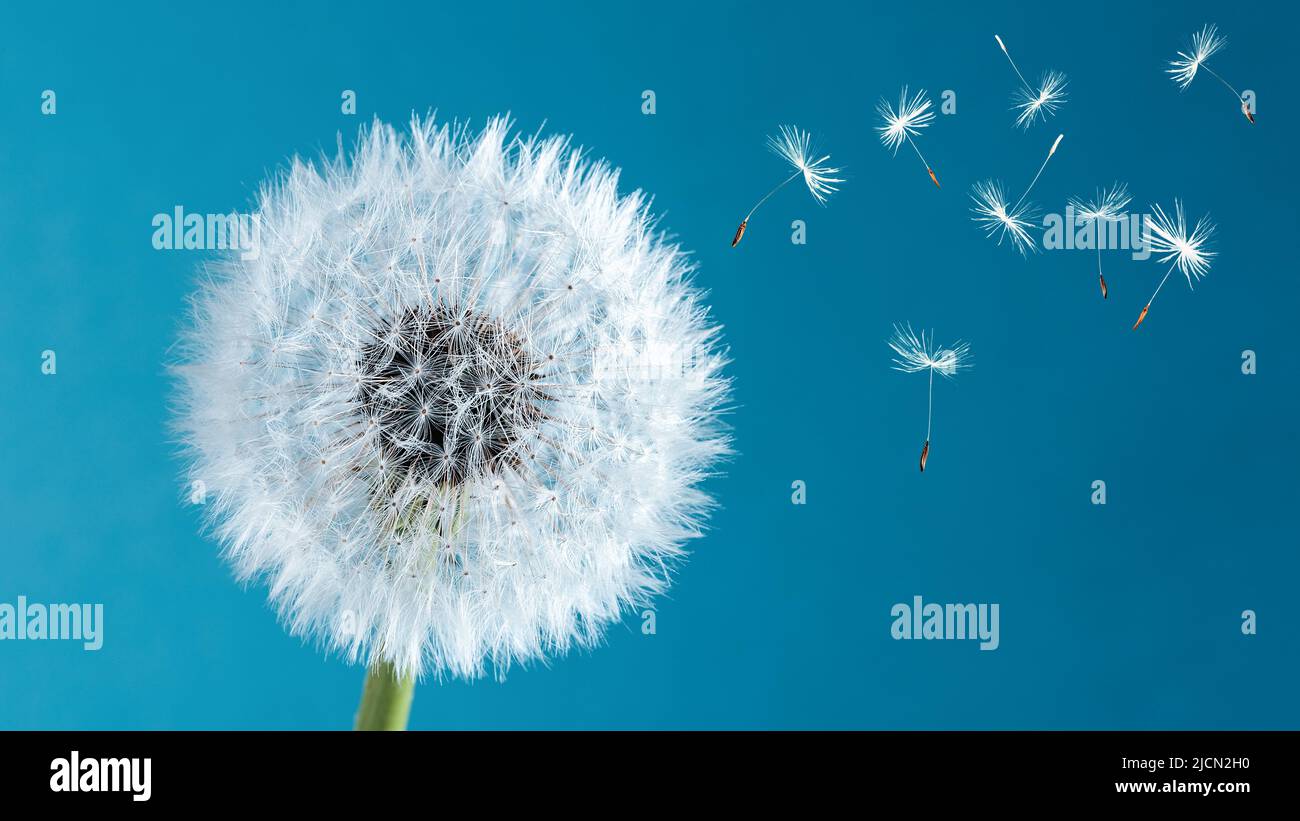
[1069,183,1131,224]
[1013,72,1069,129]
[876,87,935,154]
[1144,199,1217,285]
[888,323,972,378]
[1168,24,1226,90]
[970,179,1038,256]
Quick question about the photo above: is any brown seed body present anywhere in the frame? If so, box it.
[1099,274,1108,300]
[919,440,930,473]
[1132,303,1150,331]
[731,220,748,247]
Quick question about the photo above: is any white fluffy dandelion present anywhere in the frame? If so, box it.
[995,34,1068,129]
[1132,200,1217,330]
[876,86,941,188]
[173,116,730,718]
[1068,182,1131,299]
[1168,25,1252,122]
[732,125,843,246]
[889,324,972,472]
[970,133,1064,256]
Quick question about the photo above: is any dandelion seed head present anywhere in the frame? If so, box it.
[888,324,972,378]
[1144,200,1217,285]
[173,116,730,680]
[1168,24,1226,90]
[876,87,935,154]
[767,124,843,204]
[1013,70,1068,128]
[970,180,1038,256]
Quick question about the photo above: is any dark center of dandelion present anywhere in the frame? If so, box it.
[357,304,545,486]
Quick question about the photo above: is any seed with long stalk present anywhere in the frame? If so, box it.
[732,125,843,247]
[970,133,1063,255]
[1132,200,1216,330]
[889,324,972,472]
[1168,24,1254,123]
[995,34,1068,128]
[877,86,941,188]
[1069,183,1131,299]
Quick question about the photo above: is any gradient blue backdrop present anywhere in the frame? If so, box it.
[1,0,1295,729]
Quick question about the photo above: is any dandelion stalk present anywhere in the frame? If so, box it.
[995,34,1033,94]
[1132,258,1179,330]
[922,366,934,471]
[927,365,934,442]
[355,660,415,731]
[1200,64,1241,99]
[906,134,939,188]
[734,169,802,246]
[1014,133,1062,210]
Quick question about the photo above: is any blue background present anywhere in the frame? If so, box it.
[0,0,1294,729]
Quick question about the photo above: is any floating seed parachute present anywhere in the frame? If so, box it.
[732,125,843,247]
[889,324,972,472]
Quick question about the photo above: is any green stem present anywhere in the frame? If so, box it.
[354,660,415,731]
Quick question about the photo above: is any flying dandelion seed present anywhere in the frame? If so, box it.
[971,180,1037,255]
[995,34,1069,128]
[877,86,941,188]
[1068,183,1131,299]
[732,125,843,247]
[970,133,1063,256]
[1132,200,1217,330]
[889,324,972,472]
[1168,24,1253,123]
[1013,71,1069,129]
[174,116,731,722]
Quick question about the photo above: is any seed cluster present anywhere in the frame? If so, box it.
[357,304,545,486]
